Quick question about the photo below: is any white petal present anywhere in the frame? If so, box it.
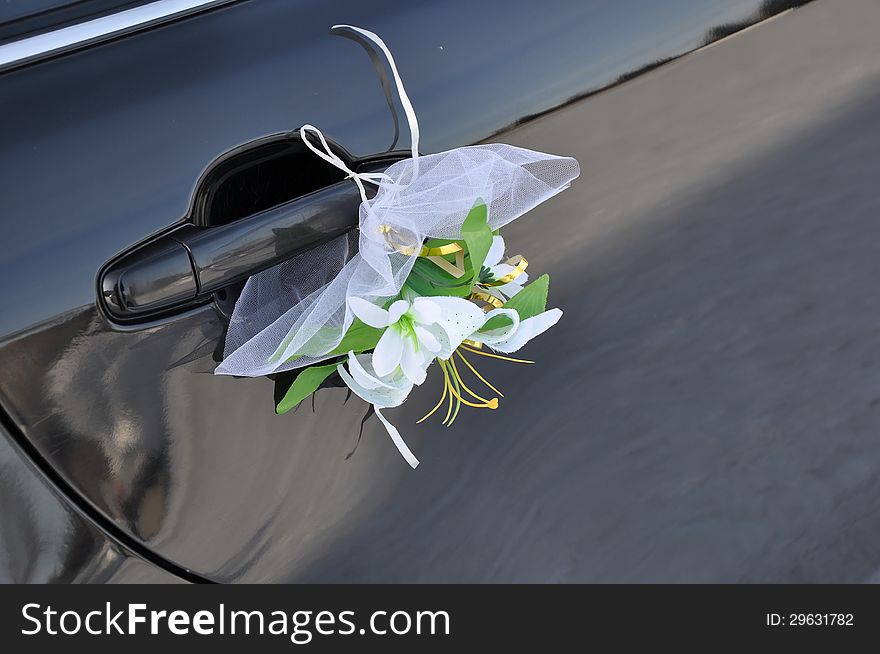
[372,328,405,376]
[484,235,505,267]
[490,308,563,353]
[337,364,411,408]
[470,308,520,344]
[414,325,441,353]
[375,408,419,469]
[422,323,454,360]
[400,340,429,385]
[349,296,391,328]
[347,352,392,390]
[429,296,487,351]
[387,299,410,324]
[497,281,525,298]
[410,297,442,325]
[491,262,516,279]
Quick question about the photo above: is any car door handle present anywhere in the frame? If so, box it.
[100,177,369,324]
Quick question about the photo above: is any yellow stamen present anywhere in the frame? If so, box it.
[416,371,448,424]
[449,356,495,405]
[460,345,535,364]
[446,377,499,409]
[418,356,505,427]
[455,350,504,397]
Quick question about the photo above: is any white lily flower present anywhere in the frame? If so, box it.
[349,293,489,377]
[337,352,419,468]
[341,291,560,468]
[470,308,563,353]
[348,295,442,384]
[482,235,529,299]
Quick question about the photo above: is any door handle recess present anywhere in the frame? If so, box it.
[100,180,364,323]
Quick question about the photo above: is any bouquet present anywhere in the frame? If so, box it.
[215,26,580,468]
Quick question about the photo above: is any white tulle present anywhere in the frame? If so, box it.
[215,27,579,379]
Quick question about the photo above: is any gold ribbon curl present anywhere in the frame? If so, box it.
[381,224,466,277]
[482,255,528,286]
[468,289,504,310]
[380,223,529,298]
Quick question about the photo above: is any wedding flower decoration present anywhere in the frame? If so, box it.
[215,25,580,468]
[259,201,566,468]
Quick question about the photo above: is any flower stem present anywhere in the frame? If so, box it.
[439,359,456,426]
[445,360,464,426]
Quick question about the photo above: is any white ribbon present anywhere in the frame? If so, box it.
[299,25,424,469]
[299,24,421,203]
[375,407,420,469]
[299,124,392,204]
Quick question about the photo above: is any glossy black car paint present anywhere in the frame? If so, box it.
[0,423,182,582]
[4,0,879,583]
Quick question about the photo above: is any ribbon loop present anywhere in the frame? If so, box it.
[300,25,421,205]
[331,24,420,173]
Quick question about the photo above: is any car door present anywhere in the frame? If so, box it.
[5,0,879,583]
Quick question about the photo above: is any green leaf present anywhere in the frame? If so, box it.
[480,313,515,332]
[423,237,459,249]
[406,272,441,297]
[275,363,339,414]
[326,319,384,357]
[283,319,384,364]
[408,257,473,297]
[412,256,465,285]
[460,202,493,287]
[481,274,550,331]
[503,273,550,319]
